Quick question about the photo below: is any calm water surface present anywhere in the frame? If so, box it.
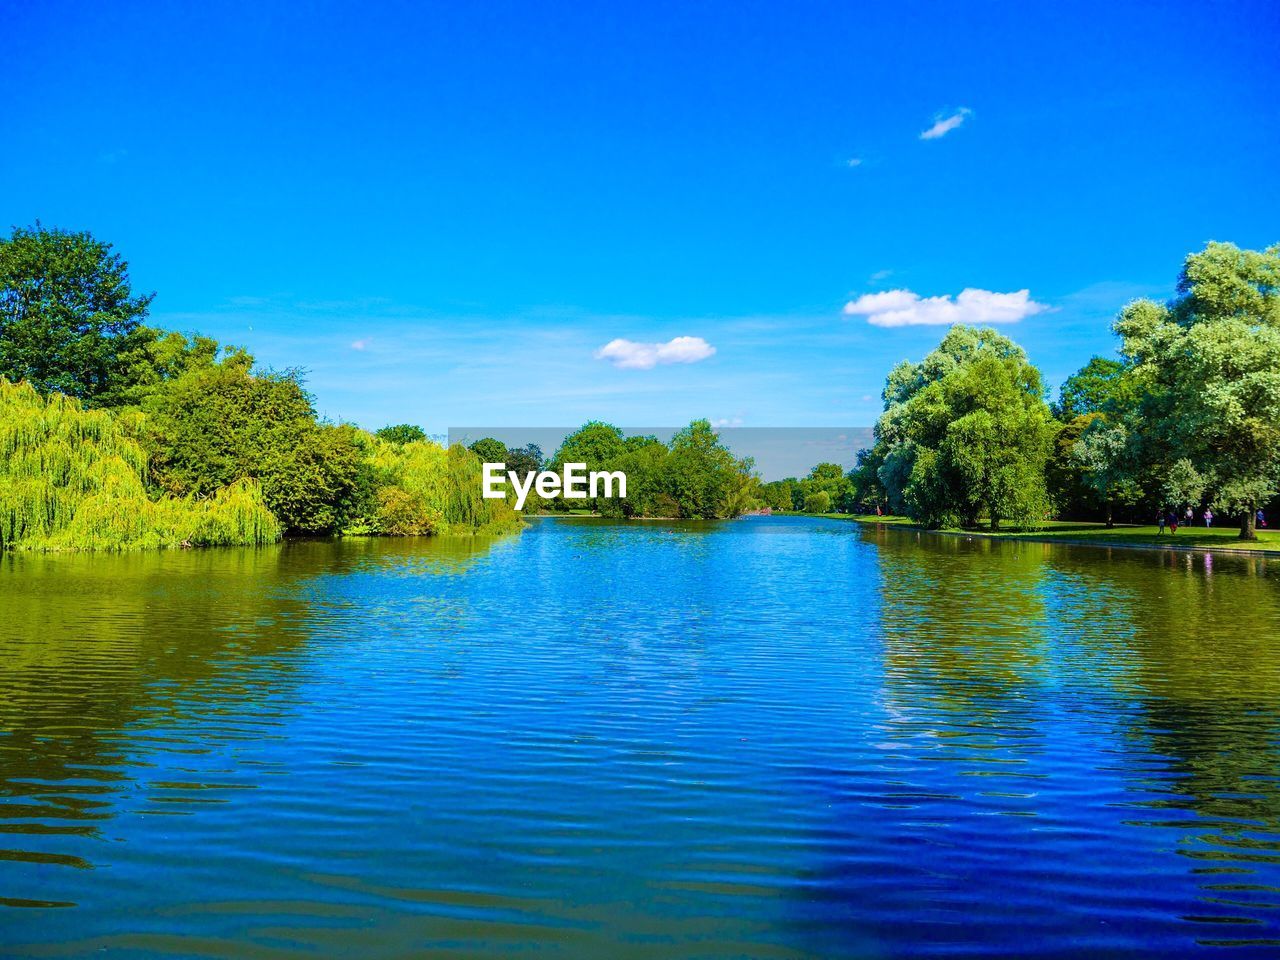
[2,516,1280,957]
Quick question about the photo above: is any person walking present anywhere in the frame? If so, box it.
[1259,509,1268,530]
[1158,510,1166,535]
[1185,506,1194,528]
[1204,508,1214,528]
[1169,510,1179,534]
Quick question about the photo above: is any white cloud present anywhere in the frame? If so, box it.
[842,288,1048,328]
[846,157,863,168]
[350,337,373,350]
[920,107,972,140]
[594,336,716,370]
[711,416,744,428]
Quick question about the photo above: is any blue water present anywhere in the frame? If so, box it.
[2,516,1279,957]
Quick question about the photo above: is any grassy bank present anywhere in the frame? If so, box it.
[822,514,1280,556]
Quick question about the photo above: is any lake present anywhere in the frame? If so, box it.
[2,516,1280,957]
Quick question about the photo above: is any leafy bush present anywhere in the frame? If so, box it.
[803,491,832,514]
[142,363,372,534]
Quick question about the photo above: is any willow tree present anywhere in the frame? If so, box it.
[0,378,279,550]
[1115,242,1280,540]
[356,436,519,535]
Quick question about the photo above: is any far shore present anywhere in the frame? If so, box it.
[528,509,1280,556]
[823,514,1280,557]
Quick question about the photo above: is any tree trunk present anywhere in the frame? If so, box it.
[1105,501,1114,529]
[1240,503,1257,541]
[990,514,1001,532]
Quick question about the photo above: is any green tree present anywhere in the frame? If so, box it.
[875,325,1056,530]
[798,462,852,514]
[0,224,154,402]
[599,437,672,518]
[551,422,628,470]
[504,443,543,477]
[549,422,629,513]
[1051,354,1145,522]
[1071,418,1143,527]
[664,419,751,519]
[377,423,427,445]
[356,435,518,534]
[849,447,887,513]
[144,364,371,534]
[1055,356,1132,420]
[468,436,508,464]
[0,378,279,550]
[106,328,254,408]
[1114,242,1280,539]
[803,490,832,514]
[759,479,795,512]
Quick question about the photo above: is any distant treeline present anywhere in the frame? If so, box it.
[0,224,517,550]
[466,420,757,520]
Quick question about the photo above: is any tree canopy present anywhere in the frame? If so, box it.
[0,224,154,403]
[1111,242,1280,538]
[377,423,427,445]
[541,419,755,520]
[874,326,1055,530]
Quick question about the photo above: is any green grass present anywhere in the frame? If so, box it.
[818,513,1280,555]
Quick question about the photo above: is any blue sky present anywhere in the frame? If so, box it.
[6,0,1278,432]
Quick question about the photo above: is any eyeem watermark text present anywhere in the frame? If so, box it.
[482,463,627,510]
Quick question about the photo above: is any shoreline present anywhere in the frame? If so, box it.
[829,515,1280,558]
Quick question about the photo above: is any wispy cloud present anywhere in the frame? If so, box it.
[350,337,373,350]
[846,157,864,168]
[843,288,1048,327]
[594,336,716,370]
[920,107,972,140]
[151,295,872,429]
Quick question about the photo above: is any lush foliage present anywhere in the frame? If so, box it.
[847,243,1279,539]
[0,379,280,550]
[0,225,525,549]
[1059,242,1280,539]
[871,326,1056,530]
[0,224,156,404]
[358,439,520,536]
[760,462,859,513]
[540,419,756,519]
[7,225,1276,544]
[140,361,373,535]
[376,423,427,445]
